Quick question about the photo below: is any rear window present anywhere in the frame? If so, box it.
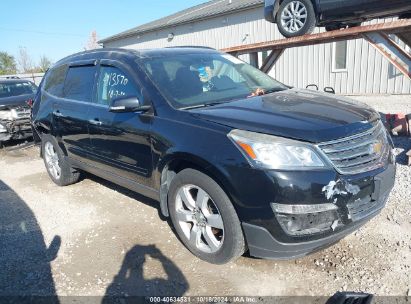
[44,64,67,97]
[63,65,97,102]
[0,82,37,98]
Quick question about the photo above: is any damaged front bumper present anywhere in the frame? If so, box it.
[0,118,33,142]
[241,155,396,259]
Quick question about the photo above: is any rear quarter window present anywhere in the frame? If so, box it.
[63,65,97,102]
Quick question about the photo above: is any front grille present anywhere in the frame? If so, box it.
[318,122,390,175]
[14,106,30,119]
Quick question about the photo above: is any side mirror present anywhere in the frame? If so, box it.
[109,96,151,113]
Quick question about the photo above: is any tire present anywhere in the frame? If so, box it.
[168,169,245,264]
[399,13,411,19]
[276,0,316,38]
[325,24,344,32]
[41,134,80,186]
[348,22,361,28]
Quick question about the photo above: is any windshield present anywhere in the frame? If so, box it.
[0,81,37,98]
[140,52,288,109]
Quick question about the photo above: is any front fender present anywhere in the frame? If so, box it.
[157,151,239,218]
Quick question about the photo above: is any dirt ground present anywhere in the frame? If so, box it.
[0,142,409,298]
[0,96,410,298]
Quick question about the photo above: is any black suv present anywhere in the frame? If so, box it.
[32,48,396,264]
[264,0,411,37]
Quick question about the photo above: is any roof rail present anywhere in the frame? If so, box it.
[165,46,216,50]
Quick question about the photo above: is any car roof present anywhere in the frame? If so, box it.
[54,47,221,66]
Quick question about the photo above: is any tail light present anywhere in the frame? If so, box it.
[26,98,34,108]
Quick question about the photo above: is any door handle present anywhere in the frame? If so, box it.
[89,119,102,126]
[53,110,63,117]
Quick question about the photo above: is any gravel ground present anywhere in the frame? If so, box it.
[350,95,411,113]
[0,96,410,298]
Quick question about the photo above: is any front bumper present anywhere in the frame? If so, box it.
[239,158,396,259]
[0,118,32,142]
[243,212,376,259]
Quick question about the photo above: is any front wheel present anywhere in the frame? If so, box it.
[276,0,316,38]
[168,169,245,264]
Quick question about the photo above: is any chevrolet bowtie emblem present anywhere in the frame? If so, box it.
[371,141,383,155]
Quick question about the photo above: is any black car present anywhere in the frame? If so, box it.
[0,79,37,145]
[264,0,411,37]
[32,48,396,264]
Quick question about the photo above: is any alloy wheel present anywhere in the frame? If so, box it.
[280,1,308,34]
[175,184,224,253]
[44,142,61,180]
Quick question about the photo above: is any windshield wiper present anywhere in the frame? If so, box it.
[181,101,228,110]
[264,87,287,94]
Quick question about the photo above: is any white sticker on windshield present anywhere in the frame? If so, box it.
[222,54,244,65]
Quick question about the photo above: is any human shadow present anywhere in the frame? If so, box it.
[392,136,411,165]
[0,179,60,301]
[103,244,189,300]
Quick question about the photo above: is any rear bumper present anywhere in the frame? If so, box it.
[264,0,277,23]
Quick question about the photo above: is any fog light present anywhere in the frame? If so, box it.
[271,203,339,236]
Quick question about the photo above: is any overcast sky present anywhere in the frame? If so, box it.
[1,0,206,66]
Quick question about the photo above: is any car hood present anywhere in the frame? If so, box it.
[190,89,380,143]
[0,94,34,110]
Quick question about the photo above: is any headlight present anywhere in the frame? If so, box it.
[227,129,326,170]
[0,123,7,133]
[0,110,12,120]
[10,109,18,119]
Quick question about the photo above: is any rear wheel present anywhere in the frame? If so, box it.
[325,24,344,32]
[168,169,245,264]
[42,134,80,186]
[276,0,316,38]
[348,22,361,28]
[326,22,361,31]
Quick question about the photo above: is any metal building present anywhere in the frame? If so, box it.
[100,0,411,95]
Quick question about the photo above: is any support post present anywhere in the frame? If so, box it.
[249,52,259,68]
[363,32,411,79]
[260,49,285,73]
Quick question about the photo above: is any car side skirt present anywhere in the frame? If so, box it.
[70,158,160,202]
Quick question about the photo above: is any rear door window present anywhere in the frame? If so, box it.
[44,64,67,97]
[63,65,97,102]
[96,65,141,106]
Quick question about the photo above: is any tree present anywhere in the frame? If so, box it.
[84,30,101,51]
[0,52,17,75]
[17,47,33,73]
[39,55,52,72]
